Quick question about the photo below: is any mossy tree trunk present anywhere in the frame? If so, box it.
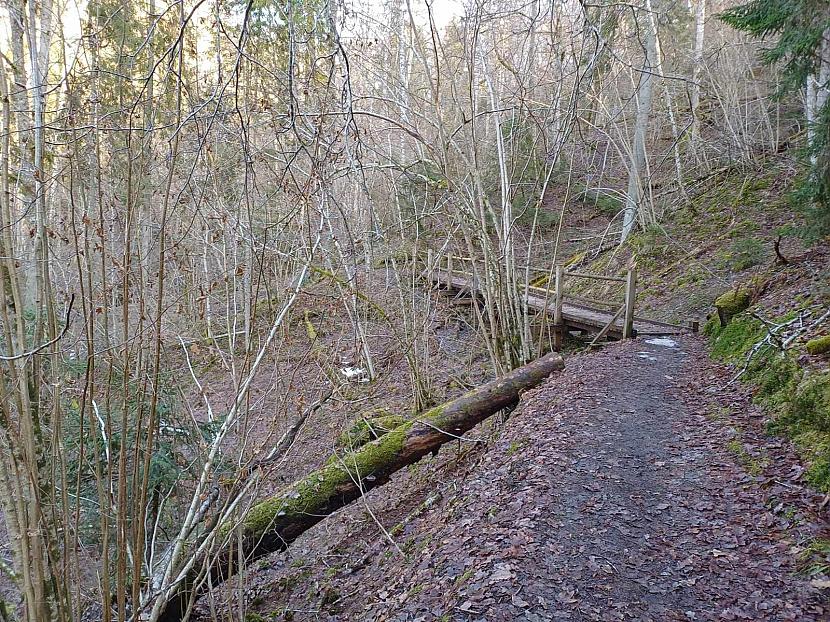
[156,352,565,622]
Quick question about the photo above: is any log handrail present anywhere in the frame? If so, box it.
[425,251,693,338]
[563,270,626,283]
[435,253,626,284]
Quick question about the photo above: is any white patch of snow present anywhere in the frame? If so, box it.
[340,366,369,383]
[645,337,678,348]
[637,352,657,361]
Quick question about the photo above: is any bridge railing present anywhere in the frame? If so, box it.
[424,250,638,341]
[551,264,637,345]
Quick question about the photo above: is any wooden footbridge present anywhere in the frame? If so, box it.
[425,253,695,345]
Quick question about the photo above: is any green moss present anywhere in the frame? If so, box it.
[726,238,765,271]
[714,288,754,326]
[708,315,765,361]
[506,439,525,456]
[455,568,474,585]
[765,372,830,491]
[726,438,766,476]
[788,373,830,433]
[743,348,800,411]
[240,422,414,537]
[806,335,830,355]
[708,310,830,491]
[628,226,672,271]
[572,185,623,218]
[796,431,830,491]
[798,538,830,576]
[338,410,407,449]
[303,311,318,342]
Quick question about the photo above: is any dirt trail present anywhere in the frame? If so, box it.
[484,337,825,621]
[218,338,828,621]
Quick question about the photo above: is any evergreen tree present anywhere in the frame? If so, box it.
[721,0,830,238]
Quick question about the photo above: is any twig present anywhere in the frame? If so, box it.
[773,234,789,265]
[0,294,74,361]
[729,310,815,384]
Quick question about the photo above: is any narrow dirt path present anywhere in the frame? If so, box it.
[222,338,828,621]
[483,337,825,621]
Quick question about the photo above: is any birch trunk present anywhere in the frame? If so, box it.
[690,0,706,152]
[621,1,659,242]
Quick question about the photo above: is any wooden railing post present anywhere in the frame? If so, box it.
[447,254,453,276]
[623,267,637,339]
[553,264,564,350]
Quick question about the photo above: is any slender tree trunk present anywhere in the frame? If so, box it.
[690,0,706,154]
[621,2,659,242]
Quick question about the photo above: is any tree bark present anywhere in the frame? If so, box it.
[155,351,565,622]
[690,0,706,151]
[621,0,659,243]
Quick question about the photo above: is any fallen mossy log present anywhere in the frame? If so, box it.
[157,351,564,622]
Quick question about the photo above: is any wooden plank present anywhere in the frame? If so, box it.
[589,304,626,346]
[564,270,626,283]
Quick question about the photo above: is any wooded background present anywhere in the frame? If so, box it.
[0,0,827,620]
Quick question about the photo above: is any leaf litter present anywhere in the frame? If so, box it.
[196,337,828,621]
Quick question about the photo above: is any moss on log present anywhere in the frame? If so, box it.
[157,351,565,622]
[337,410,409,450]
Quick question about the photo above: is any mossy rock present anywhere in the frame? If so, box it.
[714,289,753,326]
[338,410,408,450]
[713,278,765,327]
[806,335,830,356]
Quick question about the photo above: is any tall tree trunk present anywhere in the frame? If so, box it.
[621,1,659,242]
[690,0,706,154]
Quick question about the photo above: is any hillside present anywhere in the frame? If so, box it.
[213,338,827,621]
[185,154,830,621]
[3,1,830,620]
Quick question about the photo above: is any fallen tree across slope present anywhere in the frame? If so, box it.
[155,351,565,622]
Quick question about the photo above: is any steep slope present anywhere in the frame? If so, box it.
[213,338,827,621]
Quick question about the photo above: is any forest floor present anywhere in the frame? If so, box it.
[210,336,829,621]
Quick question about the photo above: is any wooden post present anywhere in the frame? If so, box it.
[623,267,637,339]
[553,264,564,350]
[447,254,453,275]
